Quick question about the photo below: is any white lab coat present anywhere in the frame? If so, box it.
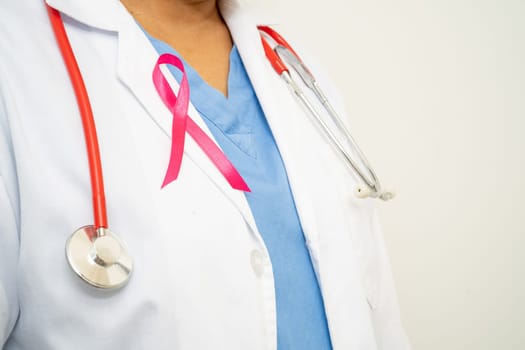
[0,0,410,349]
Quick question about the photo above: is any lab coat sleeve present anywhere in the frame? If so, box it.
[320,77,411,350]
[0,71,20,347]
[320,69,411,348]
[298,47,412,349]
[369,208,412,350]
[321,70,411,350]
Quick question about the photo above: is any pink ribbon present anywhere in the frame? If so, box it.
[152,53,250,192]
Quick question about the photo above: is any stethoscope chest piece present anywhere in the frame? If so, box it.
[66,225,133,290]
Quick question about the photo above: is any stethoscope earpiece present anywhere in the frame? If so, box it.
[66,226,133,290]
[354,185,396,201]
[379,190,396,201]
[354,185,372,199]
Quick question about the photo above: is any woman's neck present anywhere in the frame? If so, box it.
[121,0,221,28]
[120,0,233,96]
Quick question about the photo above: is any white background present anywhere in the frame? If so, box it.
[252,1,524,349]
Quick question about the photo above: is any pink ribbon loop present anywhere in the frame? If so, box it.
[152,53,250,192]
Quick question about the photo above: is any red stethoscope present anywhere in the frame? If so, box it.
[46,4,392,290]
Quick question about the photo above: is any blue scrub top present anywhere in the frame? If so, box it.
[147,35,333,350]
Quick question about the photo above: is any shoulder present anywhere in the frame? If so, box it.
[0,1,56,98]
[0,1,49,51]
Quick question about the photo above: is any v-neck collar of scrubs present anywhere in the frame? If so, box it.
[147,35,257,158]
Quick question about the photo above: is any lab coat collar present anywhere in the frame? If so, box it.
[44,0,122,31]
[43,0,257,32]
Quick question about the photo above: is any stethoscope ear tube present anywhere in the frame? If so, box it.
[46,4,132,289]
[46,5,108,227]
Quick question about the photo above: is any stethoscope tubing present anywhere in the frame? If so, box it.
[46,5,108,228]
[258,28,388,199]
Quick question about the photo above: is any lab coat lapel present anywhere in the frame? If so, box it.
[223,2,378,348]
[221,1,321,257]
[44,0,260,238]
